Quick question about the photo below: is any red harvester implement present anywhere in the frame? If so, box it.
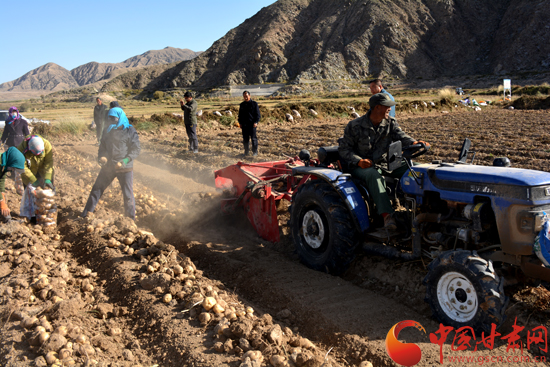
[214,158,310,242]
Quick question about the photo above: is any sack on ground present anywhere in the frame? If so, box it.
[20,185,38,219]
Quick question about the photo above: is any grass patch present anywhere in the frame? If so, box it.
[32,116,89,138]
[127,113,185,130]
[437,88,457,101]
[219,115,235,126]
[133,120,157,131]
[149,113,181,126]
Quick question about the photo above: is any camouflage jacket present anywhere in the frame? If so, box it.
[338,111,415,169]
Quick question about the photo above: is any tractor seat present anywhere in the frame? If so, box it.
[317,146,351,172]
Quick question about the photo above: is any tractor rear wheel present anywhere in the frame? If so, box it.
[423,250,508,333]
[290,180,360,275]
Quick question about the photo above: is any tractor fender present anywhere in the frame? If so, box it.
[291,166,370,233]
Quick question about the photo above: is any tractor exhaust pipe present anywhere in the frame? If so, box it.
[362,213,442,260]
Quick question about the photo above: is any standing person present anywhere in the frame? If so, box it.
[237,91,260,156]
[369,79,395,118]
[179,92,198,153]
[93,97,108,145]
[17,135,55,190]
[0,147,26,223]
[82,102,141,220]
[1,106,30,148]
[2,106,30,195]
[339,93,429,230]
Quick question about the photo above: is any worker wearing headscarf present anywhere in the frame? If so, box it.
[16,135,55,190]
[0,147,26,222]
[82,102,141,219]
[1,106,30,148]
[105,102,130,133]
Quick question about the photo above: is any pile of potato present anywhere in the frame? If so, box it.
[83,214,140,257]
[50,151,337,367]
[14,310,96,366]
[0,222,115,366]
[34,189,57,231]
[200,291,320,367]
[111,226,325,367]
[135,193,167,217]
[82,212,317,366]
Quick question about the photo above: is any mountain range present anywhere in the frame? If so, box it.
[0,47,201,93]
[3,0,550,100]
[104,0,550,93]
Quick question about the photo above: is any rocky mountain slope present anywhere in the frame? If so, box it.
[0,47,201,92]
[121,47,199,68]
[71,47,201,86]
[69,62,122,87]
[110,0,549,92]
[0,63,80,92]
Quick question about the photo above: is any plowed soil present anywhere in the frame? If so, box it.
[1,108,550,367]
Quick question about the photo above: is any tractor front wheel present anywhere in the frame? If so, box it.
[290,180,360,275]
[423,250,508,333]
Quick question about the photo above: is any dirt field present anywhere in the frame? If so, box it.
[1,108,550,367]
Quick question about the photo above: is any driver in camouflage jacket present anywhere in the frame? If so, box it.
[339,93,429,230]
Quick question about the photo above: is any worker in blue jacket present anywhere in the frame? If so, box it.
[82,102,141,219]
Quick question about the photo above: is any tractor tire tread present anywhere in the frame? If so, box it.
[423,249,508,333]
[290,180,360,275]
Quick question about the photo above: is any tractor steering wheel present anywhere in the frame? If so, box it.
[403,142,430,159]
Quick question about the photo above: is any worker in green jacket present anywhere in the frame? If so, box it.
[16,135,55,190]
[0,147,26,222]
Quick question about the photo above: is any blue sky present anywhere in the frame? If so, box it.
[1,0,277,84]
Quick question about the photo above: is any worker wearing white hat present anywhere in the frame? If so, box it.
[16,135,55,190]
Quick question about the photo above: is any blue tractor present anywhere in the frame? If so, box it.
[287,138,550,332]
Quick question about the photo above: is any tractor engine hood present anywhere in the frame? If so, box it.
[426,164,550,187]
[403,163,550,202]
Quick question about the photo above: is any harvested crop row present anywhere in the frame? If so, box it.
[0,147,381,366]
